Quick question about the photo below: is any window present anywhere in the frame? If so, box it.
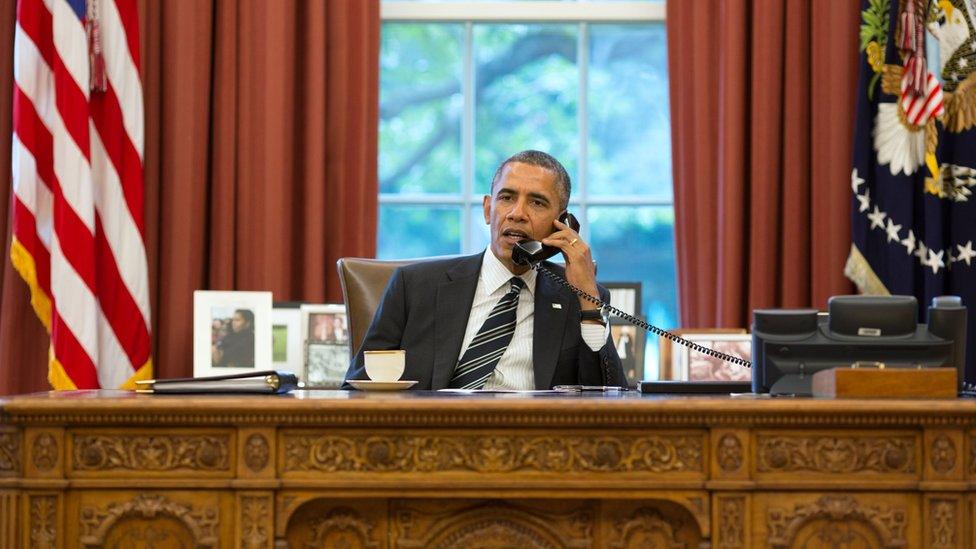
[378,0,674,379]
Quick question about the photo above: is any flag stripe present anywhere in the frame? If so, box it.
[94,300,139,389]
[113,0,140,72]
[908,81,940,124]
[90,130,150,325]
[12,88,55,199]
[10,138,54,283]
[93,215,150,368]
[900,70,944,127]
[50,190,97,288]
[15,0,53,69]
[90,87,145,231]
[50,235,98,367]
[52,49,91,166]
[51,0,88,102]
[51,308,98,389]
[98,0,144,161]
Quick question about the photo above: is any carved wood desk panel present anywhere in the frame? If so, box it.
[0,391,974,548]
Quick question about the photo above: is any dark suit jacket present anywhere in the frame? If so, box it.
[342,253,626,390]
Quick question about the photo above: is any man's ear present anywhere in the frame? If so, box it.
[482,195,491,224]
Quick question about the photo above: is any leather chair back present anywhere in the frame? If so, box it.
[337,254,585,355]
[336,257,419,355]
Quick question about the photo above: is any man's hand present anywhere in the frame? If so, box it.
[541,218,601,313]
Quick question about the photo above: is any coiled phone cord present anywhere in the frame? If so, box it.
[534,263,753,369]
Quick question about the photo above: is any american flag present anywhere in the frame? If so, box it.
[10,0,152,389]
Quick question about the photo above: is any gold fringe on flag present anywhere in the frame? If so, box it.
[9,237,52,331]
[120,359,154,390]
[844,243,892,296]
[48,350,78,391]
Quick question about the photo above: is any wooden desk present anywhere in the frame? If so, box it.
[0,390,973,547]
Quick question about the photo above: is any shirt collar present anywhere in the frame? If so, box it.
[482,248,536,296]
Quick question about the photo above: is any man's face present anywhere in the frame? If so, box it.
[483,162,563,273]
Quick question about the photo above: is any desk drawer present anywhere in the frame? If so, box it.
[751,429,920,488]
[279,428,708,488]
[66,428,235,479]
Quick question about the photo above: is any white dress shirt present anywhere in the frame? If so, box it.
[456,249,607,390]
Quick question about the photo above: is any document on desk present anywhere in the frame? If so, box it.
[437,389,563,395]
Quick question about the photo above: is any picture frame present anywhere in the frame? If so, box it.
[272,302,303,374]
[193,290,273,378]
[602,282,642,317]
[610,318,645,387]
[671,332,752,382]
[300,304,350,388]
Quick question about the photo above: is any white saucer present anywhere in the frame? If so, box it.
[348,380,418,391]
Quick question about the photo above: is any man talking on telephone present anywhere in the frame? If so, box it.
[343,150,625,390]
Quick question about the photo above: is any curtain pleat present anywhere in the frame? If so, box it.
[0,0,49,395]
[668,0,860,328]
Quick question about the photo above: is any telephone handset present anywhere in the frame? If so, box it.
[511,211,581,265]
[512,213,752,372]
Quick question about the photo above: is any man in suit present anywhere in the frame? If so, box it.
[343,150,626,390]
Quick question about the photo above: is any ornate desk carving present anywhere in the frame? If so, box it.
[0,391,973,547]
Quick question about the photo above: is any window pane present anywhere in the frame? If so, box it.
[467,204,491,252]
[380,24,463,194]
[587,23,670,198]
[384,1,657,3]
[377,205,462,258]
[473,24,579,194]
[589,206,677,379]
[386,0,577,3]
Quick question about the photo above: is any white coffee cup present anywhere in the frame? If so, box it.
[364,350,405,382]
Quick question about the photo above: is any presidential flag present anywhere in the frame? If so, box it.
[846,0,976,383]
[10,0,152,389]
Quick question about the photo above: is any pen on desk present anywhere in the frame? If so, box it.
[553,385,626,392]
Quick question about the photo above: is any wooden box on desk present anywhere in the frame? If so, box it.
[811,366,957,398]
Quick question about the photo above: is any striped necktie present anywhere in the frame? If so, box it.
[448,277,526,389]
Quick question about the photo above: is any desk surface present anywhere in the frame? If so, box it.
[1,389,975,427]
[1,390,974,547]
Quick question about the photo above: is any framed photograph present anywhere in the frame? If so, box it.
[305,343,350,388]
[272,303,303,374]
[300,304,350,388]
[193,290,273,378]
[671,333,752,382]
[610,319,645,387]
[603,282,642,317]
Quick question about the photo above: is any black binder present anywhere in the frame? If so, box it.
[135,370,298,395]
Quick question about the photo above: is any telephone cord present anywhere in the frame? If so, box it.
[534,264,753,369]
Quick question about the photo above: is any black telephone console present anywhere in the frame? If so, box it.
[753,295,969,396]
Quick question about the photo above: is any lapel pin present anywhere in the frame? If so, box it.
[552,303,562,309]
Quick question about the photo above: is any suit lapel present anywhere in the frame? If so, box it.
[532,268,569,389]
[432,254,483,389]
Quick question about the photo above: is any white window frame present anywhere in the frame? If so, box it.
[379,1,668,253]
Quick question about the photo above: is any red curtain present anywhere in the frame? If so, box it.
[0,0,379,394]
[668,0,860,328]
